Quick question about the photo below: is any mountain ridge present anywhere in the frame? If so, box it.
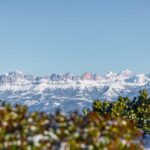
[0,70,150,113]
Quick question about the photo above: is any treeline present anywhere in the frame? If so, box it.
[0,90,149,149]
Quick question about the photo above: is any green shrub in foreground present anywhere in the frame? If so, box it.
[0,105,143,150]
[93,89,150,133]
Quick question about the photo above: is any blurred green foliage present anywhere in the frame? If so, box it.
[0,90,149,149]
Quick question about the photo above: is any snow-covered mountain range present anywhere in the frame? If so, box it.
[0,70,150,113]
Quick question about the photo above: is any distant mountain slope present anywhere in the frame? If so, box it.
[0,70,150,113]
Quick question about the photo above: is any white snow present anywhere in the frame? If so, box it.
[0,70,149,113]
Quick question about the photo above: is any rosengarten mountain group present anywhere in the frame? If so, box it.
[0,70,150,113]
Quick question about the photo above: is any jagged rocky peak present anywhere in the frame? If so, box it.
[82,72,93,80]
[104,69,135,81]
[106,71,117,76]
[0,70,25,83]
[0,70,149,83]
[50,73,58,81]
[8,70,24,78]
[50,73,64,81]
[118,69,134,77]
[93,74,104,81]
[24,74,35,81]
[9,70,23,75]
[105,71,118,80]
[126,74,150,83]
[63,73,75,81]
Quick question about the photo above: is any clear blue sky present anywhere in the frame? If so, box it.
[0,1,150,75]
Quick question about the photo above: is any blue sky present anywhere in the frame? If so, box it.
[0,1,150,75]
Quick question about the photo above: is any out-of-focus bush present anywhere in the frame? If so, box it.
[1,90,149,149]
[0,104,143,149]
